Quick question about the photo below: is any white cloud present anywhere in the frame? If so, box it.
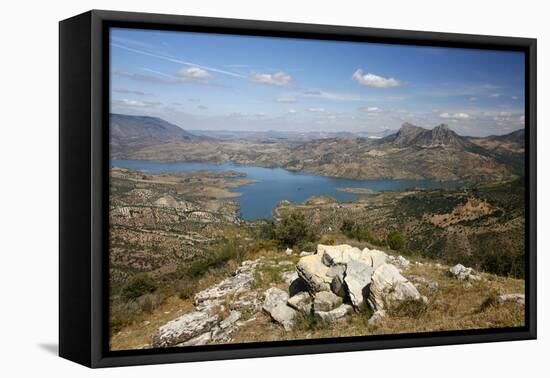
[306,107,325,113]
[360,106,380,112]
[352,69,401,88]
[113,88,151,96]
[114,99,161,108]
[275,96,297,103]
[177,66,211,80]
[197,105,208,110]
[488,93,501,98]
[469,97,478,101]
[512,96,519,100]
[249,71,291,86]
[288,109,297,114]
[440,112,470,120]
[303,90,362,102]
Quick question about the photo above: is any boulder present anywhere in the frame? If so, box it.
[367,309,386,326]
[367,263,421,311]
[396,255,411,269]
[497,294,525,305]
[320,244,363,266]
[449,264,473,280]
[285,248,293,255]
[314,304,353,323]
[282,271,298,285]
[344,260,373,310]
[362,249,389,269]
[287,292,313,315]
[219,310,241,330]
[327,265,347,297]
[180,331,212,346]
[313,291,343,312]
[299,251,313,257]
[152,311,218,347]
[427,282,439,292]
[296,254,332,293]
[262,287,297,330]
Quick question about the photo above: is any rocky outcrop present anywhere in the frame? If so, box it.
[262,287,297,331]
[367,264,422,312]
[314,304,353,322]
[449,264,481,281]
[153,259,261,348]
[288,292,313,315]
[313,291,343,312]
[497,293,525,305]
[367,309,386,326]
[290,245,424,324]
[152,311,218,347]
[344,260,373,309]
[296,254,332,293]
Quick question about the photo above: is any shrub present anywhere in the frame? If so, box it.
[480,251,524,278]
[340,220,383,245]
[273,212,316,248]
[320,235,336,245]
[386,230,405,251]
[120,274,157,302]
[138,292,163,313]
[184,237,245,278]
[177,279,198,300]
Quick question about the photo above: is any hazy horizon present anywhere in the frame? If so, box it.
[110,28,525,137]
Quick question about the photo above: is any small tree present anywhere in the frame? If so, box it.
[386,230,405,251]
[274,212,316,248]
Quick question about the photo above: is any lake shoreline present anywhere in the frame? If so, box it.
[112,159,461,221]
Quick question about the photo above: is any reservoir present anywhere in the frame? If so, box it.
[112,160,459,220]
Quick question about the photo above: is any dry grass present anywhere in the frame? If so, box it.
[230,257,524,344]
[111,244,525,350]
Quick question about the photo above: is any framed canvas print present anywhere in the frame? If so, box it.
[59,10,537,368]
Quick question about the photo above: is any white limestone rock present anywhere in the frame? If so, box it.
[344,260,374,310]
[362,248,389,269]
[313,291,343,312]
[367,309,386,326]
[262,287,297,330]
[449,264,473,280]
[497,294,525,305]
[367,263,421,311]
[427,282,439,292]
[314,304,353,323]
[319,244,363,266]
[296,254,332,293]
[287,292,313,315]
[152,311,218,347]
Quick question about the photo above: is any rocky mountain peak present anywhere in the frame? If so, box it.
[385,123,426,146]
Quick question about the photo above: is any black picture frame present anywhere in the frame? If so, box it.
[59,9,537,368]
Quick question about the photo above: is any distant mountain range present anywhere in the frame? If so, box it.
[280,123,524,181]
[111,114,524,182]
[188,129,393,142]
[110,113,205,157]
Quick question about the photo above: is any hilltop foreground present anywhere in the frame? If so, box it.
[111,243,524,350]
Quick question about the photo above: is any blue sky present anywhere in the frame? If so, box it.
[110,28,525,136]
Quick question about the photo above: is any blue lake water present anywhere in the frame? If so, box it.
[112,160,459,221]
